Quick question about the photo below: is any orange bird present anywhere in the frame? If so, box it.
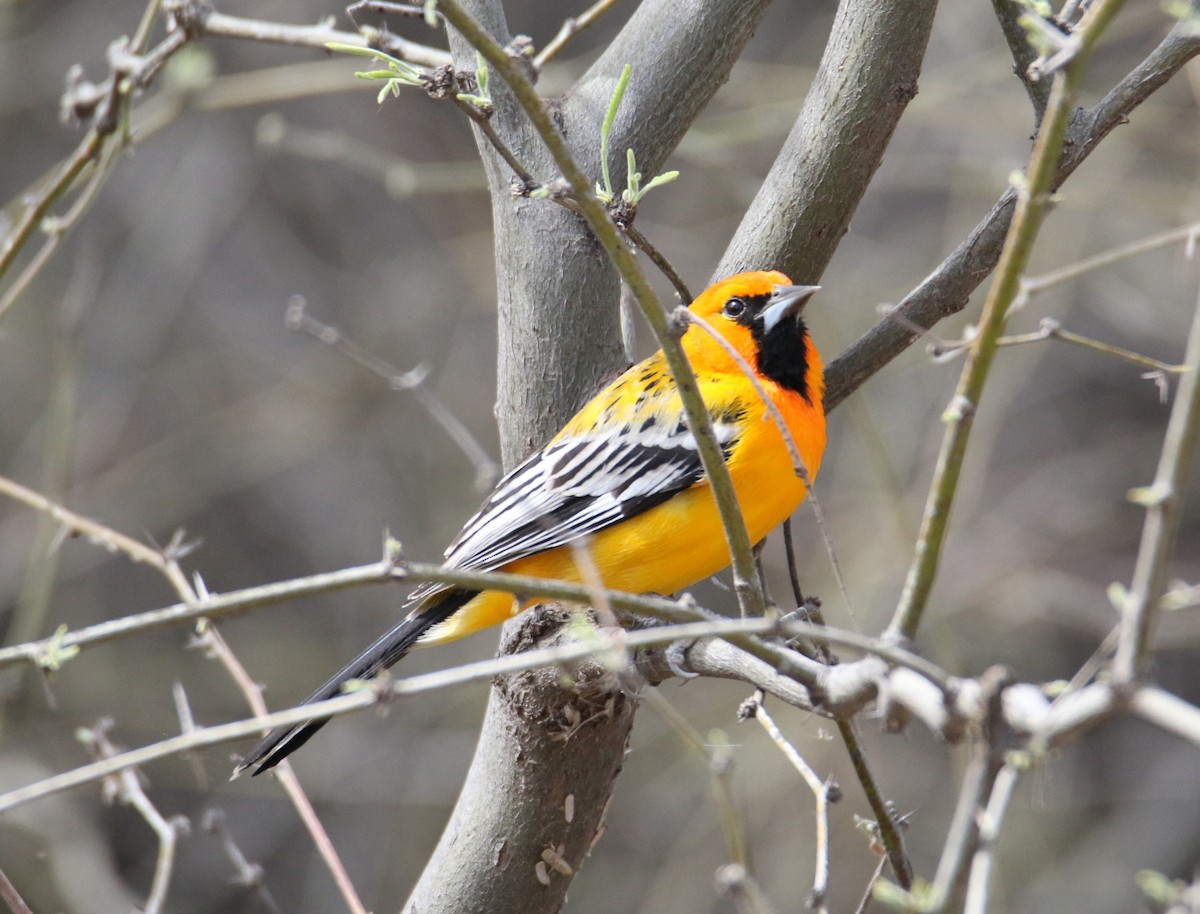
[235,271,826,776]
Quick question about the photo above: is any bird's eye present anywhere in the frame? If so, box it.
[723,297,747,318]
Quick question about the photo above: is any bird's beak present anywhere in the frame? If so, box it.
[761,284,820,333]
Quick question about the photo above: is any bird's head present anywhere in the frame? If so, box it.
[684,270,822,401]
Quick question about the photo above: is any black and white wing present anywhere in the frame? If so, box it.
[407,412,743,603]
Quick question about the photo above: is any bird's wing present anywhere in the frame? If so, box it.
[407,393,745,603]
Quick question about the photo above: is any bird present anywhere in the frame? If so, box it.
[234,270,826,777]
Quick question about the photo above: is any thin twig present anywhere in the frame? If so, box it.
[885,0,1125,644]
[851,857,889,914]
[286,298,500,488]
[193,8,450,68]
[0,616,952,815]
[777,544,912,890]
[201,810,280,913]
[0,473,170,570]
[1020,219,1200,299]
[681,308,856,625]
[78,722,185,914]
[640,688,751,870]
[963,762,1021,914]
[434,0,769,618]
[837,719,913,890]
[451,96,540,192]
[622,223,693,304]
[1113,280,1200,681]
[0,559,403,669]
[744,694,837,912]
[198,625,368,914]
[534,0,621,70]
[0,865,35,914]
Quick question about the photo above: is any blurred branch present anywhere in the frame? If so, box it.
[963,762,1021,914]
[717,0,937,282]
[0,9,188,316]
[257,115,487,197]
[1131,686,1200,746]
[0,865,35,914]
[286,297,501,490]
[639,689,751,872]
[200,810,280,913]
[1112,281,1200,681]
[534,0,620,70]
[742,694,838,913]
[1020,218,1200,298]
[931,317,1187,382]
[77,721,187,914]
[183,4,451,68]
[195,624,368,914]
[824,10,1200,411]
[0,474,172,574]
[885,0,1124,644]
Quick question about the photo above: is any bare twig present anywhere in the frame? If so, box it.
[743,694,837,912]
[0,473,172,570]
[188,6,450,68]
[0,10,193,310]
[0,559,403,670]
[1019,219,1200,300]
[78,722,186,914]
[885,0,1125,644]
[197,625,368,914]
[0,865,35,914]
[286,298,500,489]
[837,719,913,890]
[931,318,1187,381]
[534,0,621,70]
[201,810,280,913]
[640,688,751,870]
[622,223,693,304]
[963,762,1022,914]
[1113,282,1200,681]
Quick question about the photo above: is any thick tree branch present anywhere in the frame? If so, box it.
[717,0,938,283]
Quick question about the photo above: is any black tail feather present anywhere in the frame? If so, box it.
[232,590,477,778]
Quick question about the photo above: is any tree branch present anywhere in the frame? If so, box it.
[717,0,937,282]
[823,11,1200,411]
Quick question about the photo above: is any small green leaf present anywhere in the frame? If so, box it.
[1135,869,1179,905]
[36,624,80,673]
[598,64,632,200]
[639,170,679,196]
[423,0,439,27]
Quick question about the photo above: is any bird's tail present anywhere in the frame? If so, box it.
[232,589,477,778]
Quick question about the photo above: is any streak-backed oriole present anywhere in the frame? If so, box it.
[235,270,826,776]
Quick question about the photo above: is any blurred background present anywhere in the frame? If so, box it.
[1,1,1199,912]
